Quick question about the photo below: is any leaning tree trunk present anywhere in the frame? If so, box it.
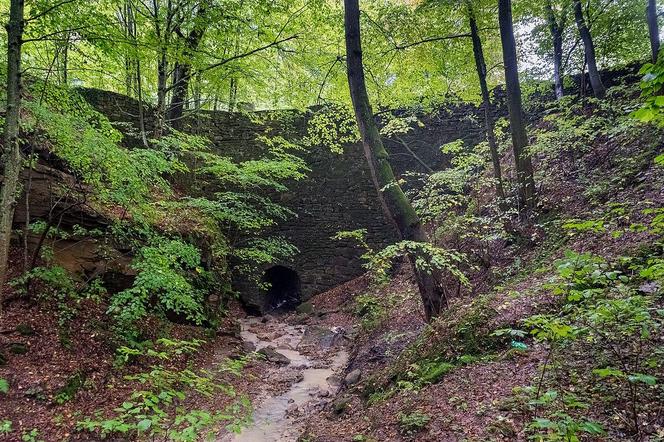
[344,0,445,320]
[647,0,660,63]
[0,0,26,312]
[498,0,537,211]
[545,0,565,99]
[573,0,606,98]
[468,4,505,200]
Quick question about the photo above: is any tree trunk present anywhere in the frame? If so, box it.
[545,0,565,99]
[573,0,606,98]
[228,77,238,111]
[468,4,505,200]
[648,0,660,63]
[154,50,167,138]
[344,0,446,320]
[0,0,25,311]
[498,0,536,211]
[136,59,149,147]
[168,62,190,129]
[167,1,209,129]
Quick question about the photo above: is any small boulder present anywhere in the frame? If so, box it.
[296,301,314,314]
[344,369,362,385]
[326,374,342,387]
[242,341,257,353]
[258,346,290,365]
[333,397,351,415]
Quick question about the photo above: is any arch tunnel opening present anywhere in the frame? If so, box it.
[263,265,302,312]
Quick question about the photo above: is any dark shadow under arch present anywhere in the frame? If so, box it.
[263,265,301,311]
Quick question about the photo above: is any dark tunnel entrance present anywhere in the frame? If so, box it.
[263,266,302,312]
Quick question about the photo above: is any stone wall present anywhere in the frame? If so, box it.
[79,88,493,310]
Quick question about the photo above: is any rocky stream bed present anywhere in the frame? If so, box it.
[221,314,353,441]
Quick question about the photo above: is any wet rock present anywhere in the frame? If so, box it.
[294,373,304,383]
[258,346,290,365]
[326,374,342,387]
[344,369,362,385]
[319,389,330,397]
[296,301,314,314]
[242,341,256,353]
[301,326,343,349]
[9,343,28,355]
[345,325,360,341]
[15,324,35,336]
[333,396,351,415]
[287,403,298,414]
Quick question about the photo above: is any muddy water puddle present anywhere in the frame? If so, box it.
[222,316,348,442]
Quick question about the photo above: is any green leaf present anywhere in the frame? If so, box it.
[627,373,657,385]
[0,379,8,394]
[593,367,624,378]
[136,419,152,432]
[579,421,604,434]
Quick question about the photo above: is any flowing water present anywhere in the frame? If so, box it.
[221,316,348,442]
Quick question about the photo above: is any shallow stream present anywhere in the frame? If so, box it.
[222,316,348,441]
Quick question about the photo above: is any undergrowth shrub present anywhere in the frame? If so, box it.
[108,237,208,342]
[516,249,663,440]
[77,340,253,441]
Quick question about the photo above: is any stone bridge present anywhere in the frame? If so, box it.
[80,89,500,312]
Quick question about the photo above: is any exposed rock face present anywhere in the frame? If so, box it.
[12,161,134,290]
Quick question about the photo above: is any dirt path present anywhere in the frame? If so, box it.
[221,315,349,441]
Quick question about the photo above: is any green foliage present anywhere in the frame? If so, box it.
[0,420,12,435]
[115,338,205,367]
[334,230,468,289]
[634,60,664,125]
[0,378,8,394]
[20,429,43,442]
[520,250,663,439]
[368,241,468,287]
[78,344,253,441]
[527,411,604,441]
[397,411,430,436]
[305,105,358,154]
[23,85,181,217]
[109,238,208,341]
